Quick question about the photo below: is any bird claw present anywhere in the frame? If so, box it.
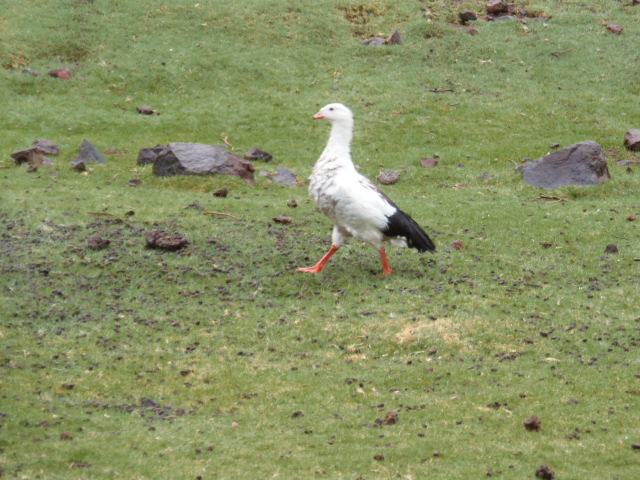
[297,266,323,273]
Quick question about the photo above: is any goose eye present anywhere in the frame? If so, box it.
[329,107,334,111]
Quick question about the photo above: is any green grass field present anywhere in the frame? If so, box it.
[1,1,639,479]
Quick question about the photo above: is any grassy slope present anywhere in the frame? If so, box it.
[1,1,639,479]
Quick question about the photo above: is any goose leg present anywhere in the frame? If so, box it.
[379,247,393,275]
[298,244,339,273]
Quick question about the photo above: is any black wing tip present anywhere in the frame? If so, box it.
[384,209,436,253]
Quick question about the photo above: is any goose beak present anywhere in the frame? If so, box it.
[313,111,324,119]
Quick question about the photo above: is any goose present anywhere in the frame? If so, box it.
[298,103,435,275]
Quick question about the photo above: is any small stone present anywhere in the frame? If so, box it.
[244,148,272,162]
[604,244,619,254]
[420,157,438,168]
[213,187,228,197]
[87,236,110,250]
[631,442,640,449]
[486,0,509,15]
[48,67,72,79]
[524,415,542,431]
[387,29,401,45]
[459,9,477,24]
[137,105,155,115]
[450,240,464,250]
[535,465,555,480]
[627,215,637,221]
[287,199,298,208]
[606,24,623,35]
[291,411,304,418]
[145,230,188,251]
[261,167,298,186]
[373,453,385,461]
[382,411,399,425]
[623,129,640,151]
[273,215,292,224]
[376,169,400,185]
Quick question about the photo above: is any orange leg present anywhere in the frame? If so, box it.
[298,244,339,273]
[379,247,393,275]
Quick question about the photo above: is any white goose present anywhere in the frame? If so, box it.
[298,103,435,275]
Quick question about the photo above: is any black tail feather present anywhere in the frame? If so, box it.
[383,209,436,252]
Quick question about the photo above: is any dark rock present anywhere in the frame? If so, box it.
[459,9,478,24]
[382,411,399,425]
[48,67,72,79]
[604,244,619,254]
[261,167,298,186]
[273,215,292,224]
[145,143,255,184]
[87,236,110,250]
[71,140,106,167]
[128,178,141,187]
[524,415,542,431]
[213,187,228,197]
[623,129,640,151]
[535,465,555,479]
[140,397,162,408]
[376,169,400,185]
[486,1,510,15]
[632,442,640,449]
[136,105,155,115]
[520,141,610,188]
[137,145,168,165]
[71,161,87,172]
[244,147,272,162]
[145,230,188,251]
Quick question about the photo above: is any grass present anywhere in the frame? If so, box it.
[1,1,640,479]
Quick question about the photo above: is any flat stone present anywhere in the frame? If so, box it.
[520,141,610,188]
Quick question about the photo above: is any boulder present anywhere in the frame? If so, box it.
[142,142,255,184]
[623,129,640,151]
[520,141,610,188]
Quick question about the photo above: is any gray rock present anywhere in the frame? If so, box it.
[147,142,255,184]
[71,140,105,166]
[623,129,640,151]
[363,29,401,45]
[260,167,298,186]
[520,141,611,188]
[137,145,168,165]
